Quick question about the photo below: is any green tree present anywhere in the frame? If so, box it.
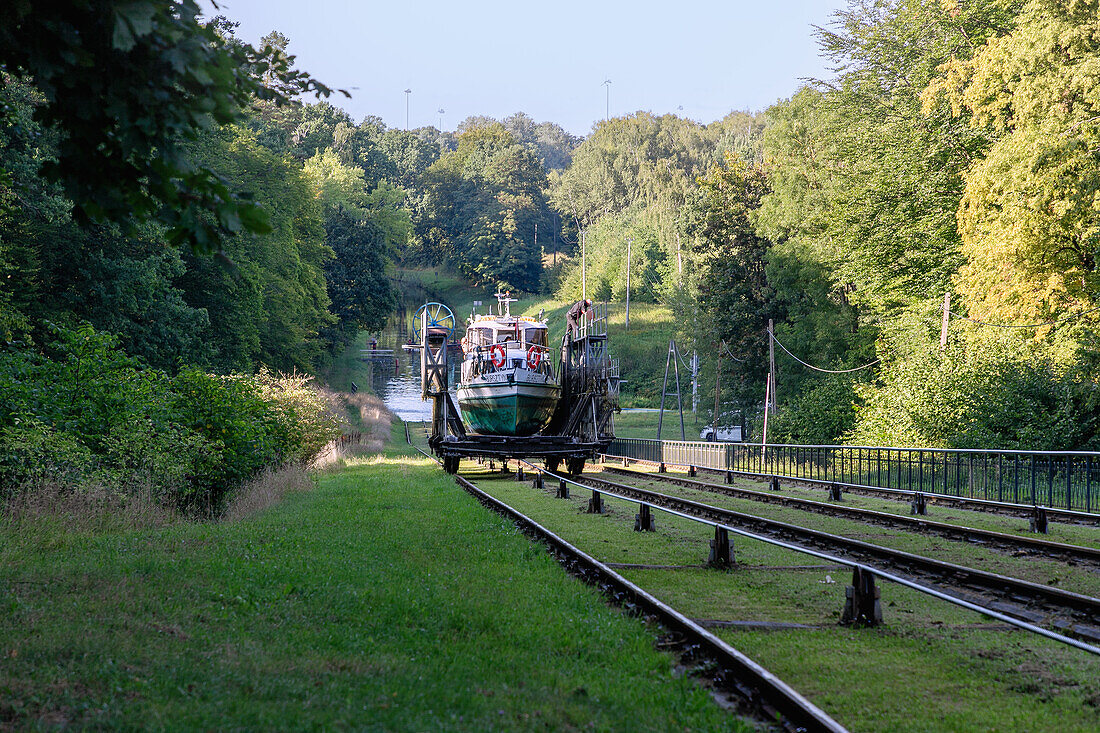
[0,2,342,253]
[302,148,405,342]
[929,0,1100,333]
[178,126,334,372]
[419,124,547,290]
[684,154,773,409]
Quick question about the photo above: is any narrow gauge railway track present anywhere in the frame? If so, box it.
[406,444,848,732]
[600,465,1100,566]
[572,471,1100,643]
[603,454,1100,528]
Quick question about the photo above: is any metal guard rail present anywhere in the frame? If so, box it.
[608,439,1100,514]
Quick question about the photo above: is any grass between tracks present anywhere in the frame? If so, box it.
[0,423,746,731]
[604,467,1100,598]
[469,463,1100,733]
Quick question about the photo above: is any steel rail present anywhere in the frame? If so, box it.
[602,452,1100,527]
[543,468,1100,651]
[405,440,847,732]
[515,460,1100,656]
[600,465,1100,565]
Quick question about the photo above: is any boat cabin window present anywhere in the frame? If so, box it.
[467,327,493,349]
[524,327,548,347]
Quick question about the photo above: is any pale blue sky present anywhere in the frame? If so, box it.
[203,0,849,136]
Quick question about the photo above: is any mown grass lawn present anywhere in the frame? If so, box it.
[0,434,747,731]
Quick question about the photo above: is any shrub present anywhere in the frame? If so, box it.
[768,375,860,445]
[846,335,1100,450]
[1,323,345,518]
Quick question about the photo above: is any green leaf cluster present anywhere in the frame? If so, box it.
[0,1,342,253]
[0,324,341,515]
[418,123,549,291]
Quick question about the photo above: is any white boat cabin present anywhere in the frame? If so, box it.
[461,316,554,381]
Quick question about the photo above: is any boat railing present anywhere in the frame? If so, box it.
[468,341,553,374]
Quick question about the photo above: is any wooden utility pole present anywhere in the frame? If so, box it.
[713,341,722,437]
[768,318,776,414]
[762,373,772,456]
[625,236,632,330]
[940,292,951,350]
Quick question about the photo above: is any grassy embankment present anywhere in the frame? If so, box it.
[507,294,699,412]
[0,421,748,731]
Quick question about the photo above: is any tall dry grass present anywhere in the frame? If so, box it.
[2,480,178,533]
[221,464,315,522]
[310,390,393,469]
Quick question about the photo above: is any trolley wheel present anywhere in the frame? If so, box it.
[545,457,561,474]
[566,457,586,476]
[412,302,455,343]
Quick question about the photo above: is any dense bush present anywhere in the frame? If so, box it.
[845,335,1100,450]
[0,324,342,516]
[767,375,860,445]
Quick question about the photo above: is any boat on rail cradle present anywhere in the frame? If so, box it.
[456,293,560,436]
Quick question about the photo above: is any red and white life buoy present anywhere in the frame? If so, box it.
[490,343,507,368]
[525,345,542,370]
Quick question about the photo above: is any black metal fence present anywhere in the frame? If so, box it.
[606,439,1100,513]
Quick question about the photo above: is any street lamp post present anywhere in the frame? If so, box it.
[603,79,611,121]
[404,88,412,130]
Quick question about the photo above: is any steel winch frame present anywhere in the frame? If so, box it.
[419,303,621,472]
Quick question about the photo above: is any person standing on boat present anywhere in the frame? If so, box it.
[567,298,592,338]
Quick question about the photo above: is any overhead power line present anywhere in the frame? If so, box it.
[769,329,880,374]
[947,304,1100,330]
[721,342,747,364]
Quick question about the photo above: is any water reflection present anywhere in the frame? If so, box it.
[368,301,461,422]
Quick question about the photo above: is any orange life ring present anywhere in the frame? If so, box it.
[526,345,542,370]
[490,343,507,368]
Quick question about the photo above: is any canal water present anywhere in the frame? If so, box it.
[367,300,462,422]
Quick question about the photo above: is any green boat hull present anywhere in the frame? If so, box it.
[457,384,559,436]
